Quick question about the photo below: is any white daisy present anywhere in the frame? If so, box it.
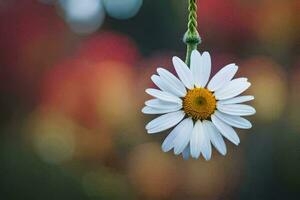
[142,50,256,160]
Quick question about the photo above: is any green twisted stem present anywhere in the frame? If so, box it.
[184,0,201,66]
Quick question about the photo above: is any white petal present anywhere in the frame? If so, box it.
[191,50,211,87]
[172,56,194,89]
[211,114,240,145]
[199,121,212,160]
[182,144,191,160]
[162,119,187,152]
[182,145,190,160]
[217,103,256,116]
[146,88,182,104]
[218,95,254,105]
[145,99,182,109]
[203,120,226,155]
[142,106,181,114]
[146,111,185,134]
[214,78,251,100]
[190,50,202,86]
[173,118,193,155]
[151,75,169,92]
[214,110,252,129]
[207,63,238,91]
[157,68,187,97]
[190,120,202,159]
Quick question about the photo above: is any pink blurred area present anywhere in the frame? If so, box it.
[0,0,299,199]
[0,0,74,96]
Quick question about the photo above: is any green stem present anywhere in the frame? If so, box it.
[184,0,201,67]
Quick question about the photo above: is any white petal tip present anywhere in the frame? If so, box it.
[141,107,146,113]
[247,96,255,101]
[145,122,151,130]
[145,126,150,130]
[161,147,169,153]
[173,147,180,155]
[172,56,179,62]
[202,51,210,56]
[247,122,253,129]
[248,107,256,115]
[191,49,200,55]
[233,64,238,71]
[157,67,164,73]
[150,75,158,82]
[147,129,158,134]
[203,156,212,161]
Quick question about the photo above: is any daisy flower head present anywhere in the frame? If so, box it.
[142,50,256,160]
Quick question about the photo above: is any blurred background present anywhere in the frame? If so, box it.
[0,0,299,199]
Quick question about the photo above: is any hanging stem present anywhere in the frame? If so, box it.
[184,0,201,67]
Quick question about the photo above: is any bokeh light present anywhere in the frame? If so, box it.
[254,0,296,51]
[76,32,140,66]
[103,0,143,20]
[128,143,180,198]
[0,0,72,96]
[182,153,242,199]
[39,55,139,129]
[59,0,105,34]
[196,0,255,43]
[241,57,287,123]
[28,111,76,164]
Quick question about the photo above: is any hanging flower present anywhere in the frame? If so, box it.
[142,50,256,160]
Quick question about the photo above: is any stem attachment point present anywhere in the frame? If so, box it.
[184,0,201,66]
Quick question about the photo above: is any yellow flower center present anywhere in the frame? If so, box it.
[183,88,216,120]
